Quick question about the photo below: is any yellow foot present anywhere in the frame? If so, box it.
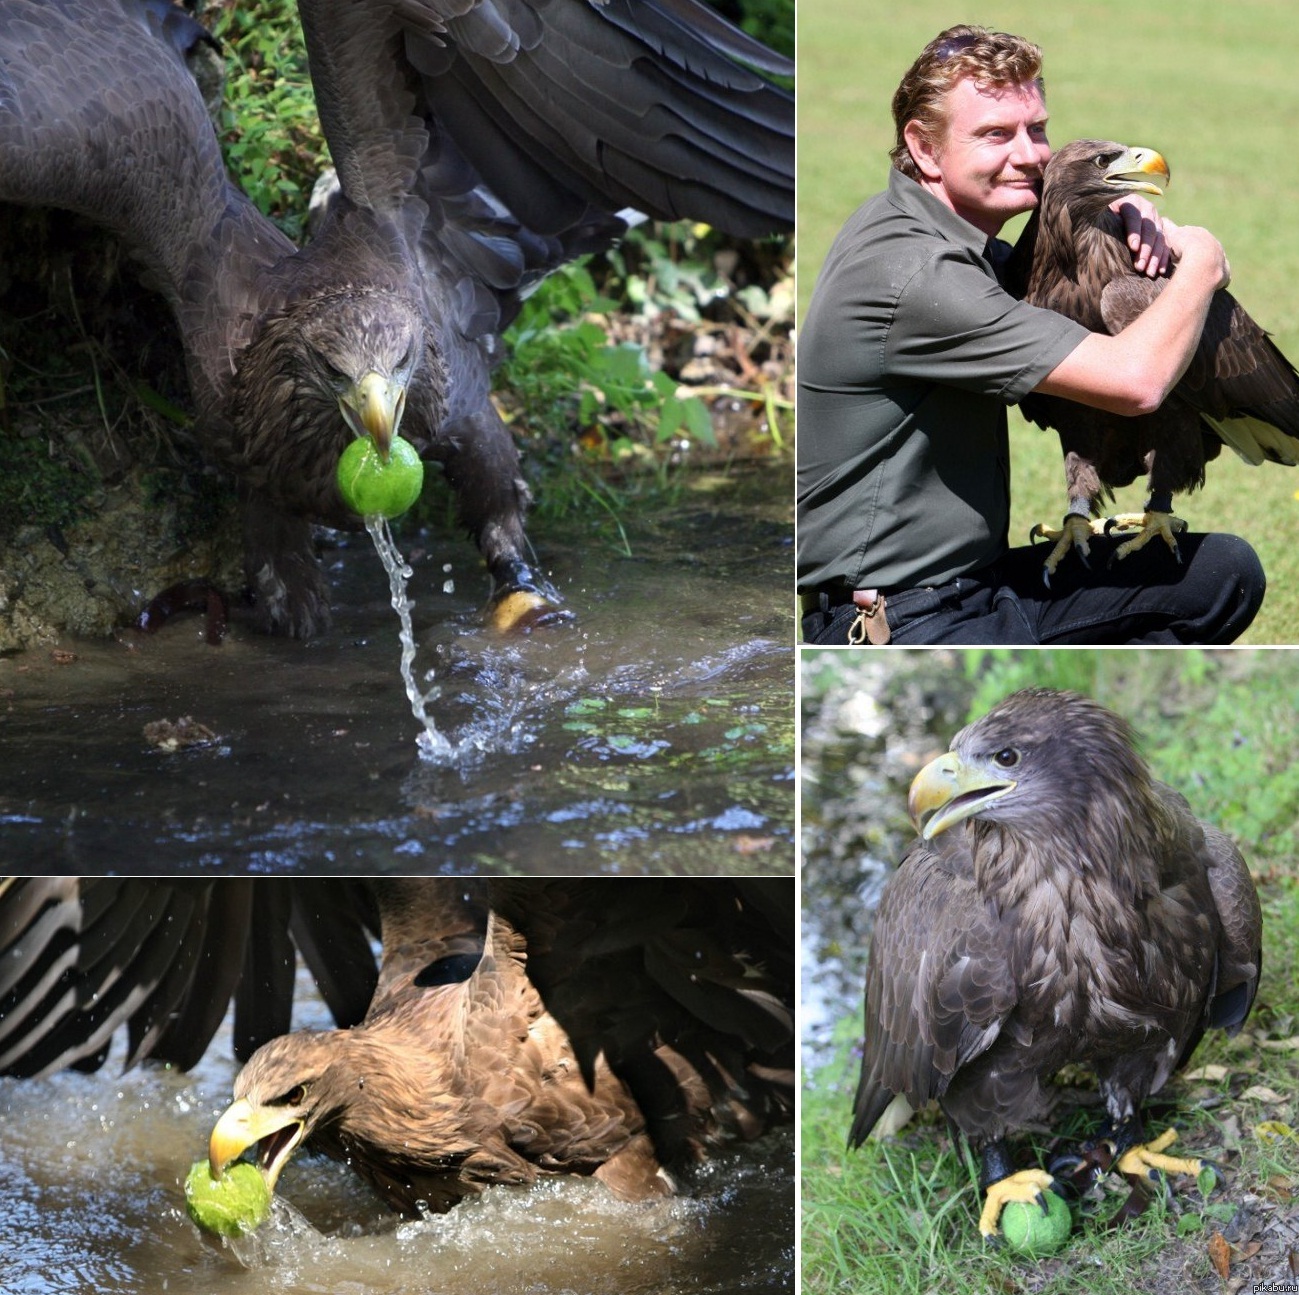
[1115,1128,1203,1180]
[1096,512,1148,536]
[1110,511,1188,562]
[977,1168,1057,1239]
[1031,515,1107,583]
[488,588,571,633]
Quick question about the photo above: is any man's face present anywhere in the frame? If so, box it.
[911,78,1051,237]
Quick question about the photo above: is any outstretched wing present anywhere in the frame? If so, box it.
[489,878,795,1160]
[0,879,379,1078]
[298,0,793,237]
[850,839,1019,1146]
[297,0,792,359]
[0,0,296,412]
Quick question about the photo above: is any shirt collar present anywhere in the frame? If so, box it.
[885,167,995,258]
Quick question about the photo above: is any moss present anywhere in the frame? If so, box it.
[0,431,98,538]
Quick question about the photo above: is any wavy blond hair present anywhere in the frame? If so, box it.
[891,26,1044,179]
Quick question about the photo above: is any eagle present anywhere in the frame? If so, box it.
[0,0,793,638]
[849,688,1261,1239]
[1006,139,1299,579]
[0,877,793,1217]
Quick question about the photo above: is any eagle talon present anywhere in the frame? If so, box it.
[977,1168,1057,1238]
[487,563,571,633]
[1033,514,1102,585]
[1107,510,1188,564]
[1047,1143,1114,1198]
[489,589,572,632]
[1115,1127,1204,1182]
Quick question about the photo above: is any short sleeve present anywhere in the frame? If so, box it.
[885,247,1089,402]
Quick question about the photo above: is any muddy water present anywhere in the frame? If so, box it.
[0,469,793,871]
[0,978,794,1295]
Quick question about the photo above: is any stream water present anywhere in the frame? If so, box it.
[0,963,794,1295]
[0,468,793,871]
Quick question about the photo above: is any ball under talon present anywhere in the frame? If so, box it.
[999,1190,1072,1256]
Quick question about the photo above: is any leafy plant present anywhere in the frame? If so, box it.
[207,0,325,239]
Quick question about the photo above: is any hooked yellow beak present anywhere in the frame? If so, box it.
[908,750,1017,841]
[339,371,406,461]
[1103,145,1170,197]
[208,1096,306,1193]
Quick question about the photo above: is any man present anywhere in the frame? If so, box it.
[796,26,1265,645]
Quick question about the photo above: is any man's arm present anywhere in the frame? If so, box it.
[1033,220,1229,416]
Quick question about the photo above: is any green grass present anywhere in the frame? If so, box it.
[802,648,1299,1294]
[797,0,1299,643]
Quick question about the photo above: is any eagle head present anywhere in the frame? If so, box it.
[291,290,426,461]
[1043,138,1170,222]
[908,687,1149,840]
[207,1020,461,1204]
[207,1031,344,1193]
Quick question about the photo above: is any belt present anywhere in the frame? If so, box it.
[800,588,859,613]
[800,578,978,645]
[799,585,900,614]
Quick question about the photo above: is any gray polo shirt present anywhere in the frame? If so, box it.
[797,168,1089,593]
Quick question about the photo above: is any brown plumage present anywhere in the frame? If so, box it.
[0,878,793,1216]
[849,689,1261,1236]
[1007,139,1299,570]
[0,0,793,637]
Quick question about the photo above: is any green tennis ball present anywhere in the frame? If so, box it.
[336,435,424,518]
[1000,1190,1072,1256]
[184,1159,272,1238]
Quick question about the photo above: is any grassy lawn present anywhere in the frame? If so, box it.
[796,0,1299,643]
[801,648,1299,1295]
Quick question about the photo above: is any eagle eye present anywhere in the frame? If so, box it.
[320,355,350,385]
[992,748,1020,769]
[279,1084,308,1106]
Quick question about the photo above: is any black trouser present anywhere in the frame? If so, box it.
[800,533,1265,645]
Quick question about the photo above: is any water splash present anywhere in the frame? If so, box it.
[364,518,575,766]
[364,517,454,761]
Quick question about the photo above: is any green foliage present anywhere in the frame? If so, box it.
[208,0,325,240]
[500,220,791,481]
[0,431,97,537]
[497,257,716,457]
[733,0,793,59]
[963,648,1113,714]
[957,649,1299,863]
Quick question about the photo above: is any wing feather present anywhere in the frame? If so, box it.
[850,839,1018,1146]
[0,879,383,1078]
[301,0,791,241]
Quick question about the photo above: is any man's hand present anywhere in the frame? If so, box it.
[1161,218,1231,290]
[1112,194,1170,278]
